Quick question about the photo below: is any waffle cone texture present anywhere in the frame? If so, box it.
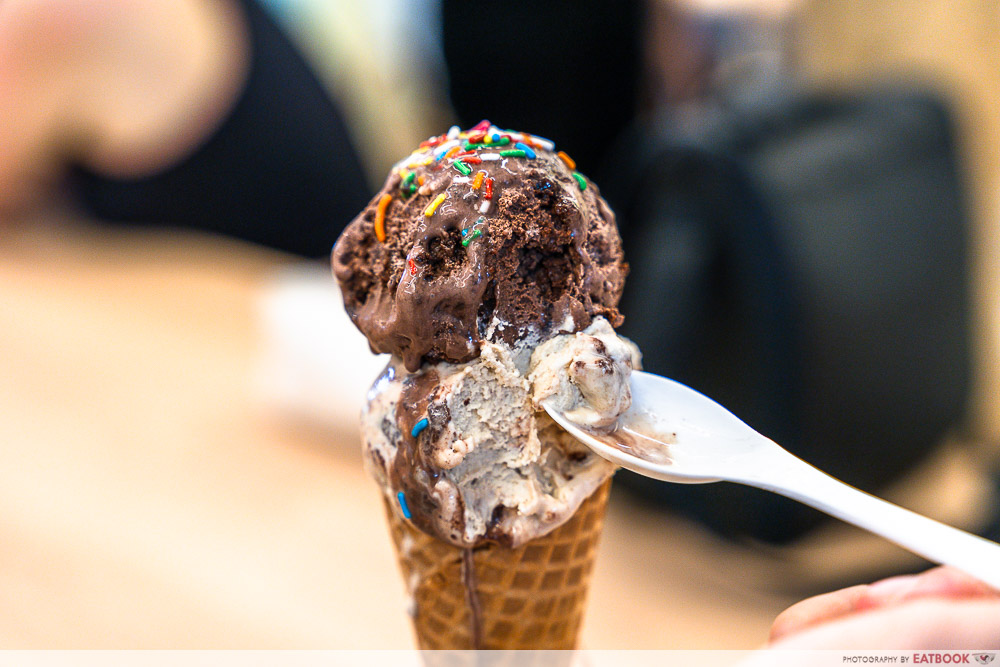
[384,479,612,649]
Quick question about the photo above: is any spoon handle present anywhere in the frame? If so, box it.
[736,442,1000,590]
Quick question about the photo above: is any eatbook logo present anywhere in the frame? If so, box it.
[974,655,995,665]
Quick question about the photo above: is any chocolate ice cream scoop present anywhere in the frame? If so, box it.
[333,121,628,372]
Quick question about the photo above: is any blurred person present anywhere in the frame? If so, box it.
[0,0,371,258]
[765,566,1000,649]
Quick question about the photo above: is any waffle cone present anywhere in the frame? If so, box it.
[383,479,612,649]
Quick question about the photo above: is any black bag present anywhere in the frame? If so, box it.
[604,86,973,543]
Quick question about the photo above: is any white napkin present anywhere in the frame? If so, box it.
[256,263,388,434]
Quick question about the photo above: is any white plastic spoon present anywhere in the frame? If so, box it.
[544,370,1000,589]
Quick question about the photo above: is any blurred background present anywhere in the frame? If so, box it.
[2,0,999,649]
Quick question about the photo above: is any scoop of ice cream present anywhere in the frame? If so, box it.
[333,121,628,372]
[361,317,638,548]
[529,318,641,430]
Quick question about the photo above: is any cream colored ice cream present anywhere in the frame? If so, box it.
[362,317,638,548]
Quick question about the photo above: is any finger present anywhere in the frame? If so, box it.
[909,566,1000,597]
[769,566,1000,644]
[855,566,999,611]
[768,584,869,643]
[767,598,1000,649]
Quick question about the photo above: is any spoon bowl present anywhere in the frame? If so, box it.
[545,370,1000,590]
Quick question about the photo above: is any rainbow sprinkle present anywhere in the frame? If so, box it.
[514,142,537,159]
[396,491,412,519]
[557,151,576,170]
[453,160,472,176]
[468,136,509,150]
[528,134,555,151]
[400,171,417,198]
[472,171,485,189]
[408,258,418,275]
[411,417,429,437]
[424,192,447,216]
[500,149,527,158]
[462,229,482,247]
[572,172,587,191]
[461,217,486,247]
[374,193,391,243]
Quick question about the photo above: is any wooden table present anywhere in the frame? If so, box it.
[4,217,978,649]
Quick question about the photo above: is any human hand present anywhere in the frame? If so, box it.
[767,566,1000,648]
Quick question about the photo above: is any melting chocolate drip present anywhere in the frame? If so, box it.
[461,547,483,648]
[389,368,468,543]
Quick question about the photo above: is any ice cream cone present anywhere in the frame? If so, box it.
[383,479,612,649]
